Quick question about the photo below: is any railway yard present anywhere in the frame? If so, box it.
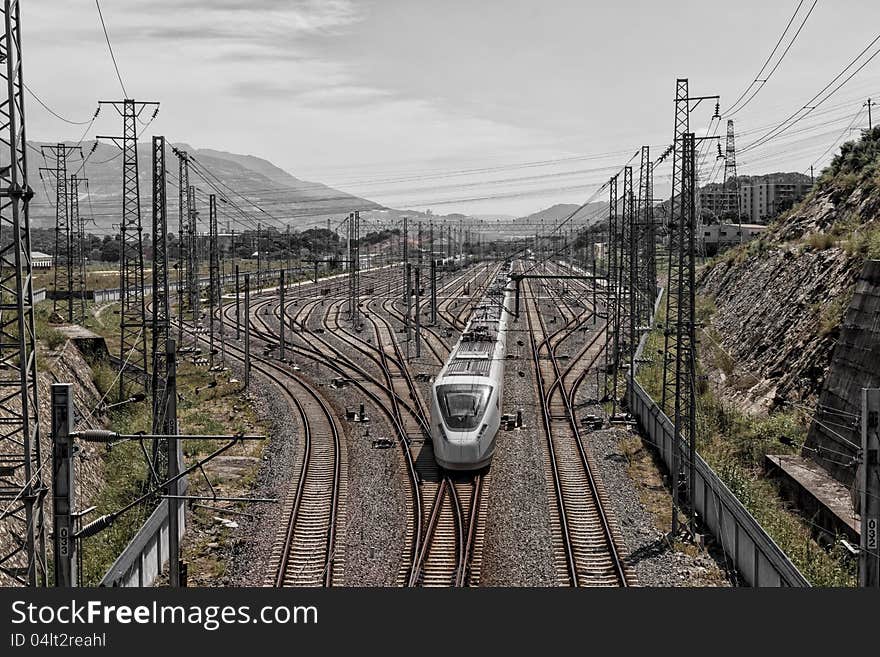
[174,257,730,588]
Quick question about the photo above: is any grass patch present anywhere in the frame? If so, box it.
[633,298,857,586]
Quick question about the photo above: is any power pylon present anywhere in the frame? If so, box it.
[208,194,219,369]
[188,185,199,341]
[348,211,360,325]
[97,99,160,398]
[669,131,698,537]
[69,174,87,323]
[722,119,740,225]
[603,174,619,409]
[172,147,189,345]
[151,137,172,437]
[0,0,47,586]
[635,145,656,326]
[620,166,635,389]
[661,79,690,415]
[40,143,80,322]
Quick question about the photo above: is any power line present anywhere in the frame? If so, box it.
[724,0,818,118]
[95,0,128,98]
[741,31,880,153]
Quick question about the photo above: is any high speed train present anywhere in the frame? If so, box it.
[430,265,514,470]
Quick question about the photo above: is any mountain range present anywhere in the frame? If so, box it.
[27,140,382,234]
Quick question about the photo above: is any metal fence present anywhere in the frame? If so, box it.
[99,480,186,587]
[625,379,810,587]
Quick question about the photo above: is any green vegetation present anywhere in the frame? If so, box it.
[818,125,880,197]
[635,302,857,586]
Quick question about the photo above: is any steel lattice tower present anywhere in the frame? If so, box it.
[151,137,172,436]
[661,79,690,414]
[603,174,619,407]
[619,166,635,390]
[208,194,219,369]
[187,185,199,337]
[636,146,657,326]
[97,100,159,398]
[0,0,46,586]
[645,160,657,315]
[723,119,740,222]
[670,132,698,536]
[40,144,79,322]
[172,147,189,344]
[69,174,87,323]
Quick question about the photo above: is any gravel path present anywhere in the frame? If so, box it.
[480,321,557,586]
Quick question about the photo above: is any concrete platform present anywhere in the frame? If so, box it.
[55,325,110,361]
[766,453,860,542]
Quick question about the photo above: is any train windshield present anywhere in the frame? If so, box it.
[437,384,492,431]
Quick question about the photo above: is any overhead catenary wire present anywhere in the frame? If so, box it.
[95,0,128,98]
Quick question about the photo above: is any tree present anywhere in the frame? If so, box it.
[100,238,121,263]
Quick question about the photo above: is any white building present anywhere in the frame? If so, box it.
[32,251,52,268]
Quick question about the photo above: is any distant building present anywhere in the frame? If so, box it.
[702,223,766,255]
[692,173,813,225]
[739,174,812,223]
[32,251,52,268]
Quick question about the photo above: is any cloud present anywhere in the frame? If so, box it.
[118,0,365,41]
[227,79,392,107]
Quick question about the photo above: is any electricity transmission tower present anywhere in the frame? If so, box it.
[40,143,80,322]
[151,137,172,437]
[0,0,47,586]
[670,132,698,537]
[722,119,740,226]
[618,166,634,390]
[347,211,360,325]
[97,99,160,398]
[636,145,657,327]
[69,174,87,323]
[208,194,219,368]
[603,174,619,410]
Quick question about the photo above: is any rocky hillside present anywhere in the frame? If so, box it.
[697,127,880,415]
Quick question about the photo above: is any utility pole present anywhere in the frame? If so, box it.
[430,221,437,325]
[244,274,251,390]
[279,268,286,361]
[40,143,80,322]
[165,339,181,587]
[403,216,411,343]
[415,266,422,358]
[0,0,47,586]
[51,383,76,587]
[69,174,87,323]
[861,388,880,587]
[98,99,159,397]
[208,195,218,370]
[865,98,874,131]
[151,136,172,446]
[235,264,241,340]
[256,222,262,290]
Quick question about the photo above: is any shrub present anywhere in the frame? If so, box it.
[806,232,835,251]
[43,327,67,350]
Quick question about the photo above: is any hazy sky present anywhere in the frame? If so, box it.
[23,0,880,216]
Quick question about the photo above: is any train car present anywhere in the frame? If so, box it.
[430,267,513,470]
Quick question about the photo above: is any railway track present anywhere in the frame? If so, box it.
[176,313,347,587]
[241,264,492,586]
[524,272,635,587]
